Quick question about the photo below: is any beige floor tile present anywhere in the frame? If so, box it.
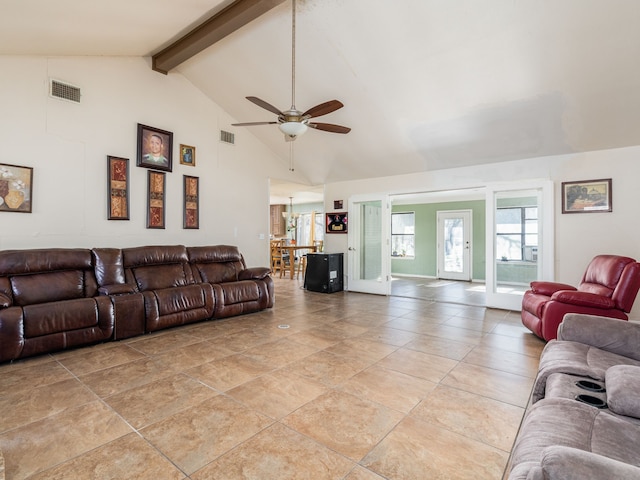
[104,373,218,429]
[0,378,96,433]
[192,423,354,480]
[80,357,177,397]
[227,370,328,419]
[478,332,545,358]
[282,350,370,387]
[54,342,146,376]
[339,365,436,413]
[186,353,274,391]
[0,400,132,479]
[282,390,403,461]
[141,395,273,475]
[384,315,447,334]
[410,323,486,345]
[29,432,186,480]
[241,338,320,369]
[344,466,387,480]
[376,347,458,383]
[356,326,420,347]
[412,385,525,451]
[463,345,540,378]
[323,337,398,363]
[404,335,475,361]
[127,330,202,356]
[441,362,534,407]
[153,339,238,371]
[443,315,501,332]
[361,416,508,479]
[0,360,73,396]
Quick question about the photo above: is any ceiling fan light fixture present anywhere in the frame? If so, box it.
[279,121,307,137]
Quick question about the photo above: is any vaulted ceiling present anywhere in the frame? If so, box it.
[2,0,640,188]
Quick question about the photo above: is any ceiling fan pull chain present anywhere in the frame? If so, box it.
[291,0,296,110]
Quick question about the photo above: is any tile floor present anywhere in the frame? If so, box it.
[0,276,545,479]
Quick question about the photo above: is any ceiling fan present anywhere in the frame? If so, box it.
[232,0,351,142]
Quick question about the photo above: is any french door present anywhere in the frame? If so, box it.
[485,180,554,310]
[437,210,472,281]
[347,194,391,295]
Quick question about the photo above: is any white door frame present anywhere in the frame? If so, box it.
[437,209,472,281]
[485,180,554,310]
[347,193,391,295]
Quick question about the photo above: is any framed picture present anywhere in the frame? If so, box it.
[183,175,199,229]
[107,156,129,220]
[562,178,612,214]
[137,123,173,172]
[0,162,33,213]
[179,144,196,166]
[147,170,166,228]
[326,212,348,233]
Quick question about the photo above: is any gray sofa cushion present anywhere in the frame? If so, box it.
[533,445,640,480]
[606,365,640,418]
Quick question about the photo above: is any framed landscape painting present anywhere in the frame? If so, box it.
[562,178,612,214]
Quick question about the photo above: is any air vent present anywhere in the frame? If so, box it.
[220,130,235,145]
[50,79,81,103]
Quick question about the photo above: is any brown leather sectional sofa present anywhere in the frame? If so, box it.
[0,244,273,363]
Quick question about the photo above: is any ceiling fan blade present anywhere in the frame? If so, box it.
[246,96,284,116]
[302,100,344,118]
[309,122,351,134]
[231,121,278,126]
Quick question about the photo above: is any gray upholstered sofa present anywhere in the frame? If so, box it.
[506,314,640,479]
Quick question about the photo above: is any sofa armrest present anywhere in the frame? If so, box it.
[551,290,616,309]
[0,292,11,308]
[98,284,137,296]
[557,314,640,361]
[537,445,640,480]
[530,281,576,297]
[239,267,271,280]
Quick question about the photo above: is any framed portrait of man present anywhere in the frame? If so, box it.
[137,123,173,172]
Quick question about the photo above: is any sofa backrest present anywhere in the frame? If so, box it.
[122,245,194,292]
[579,255,640,312]
[0,248,97,306]
[187,245,246,284]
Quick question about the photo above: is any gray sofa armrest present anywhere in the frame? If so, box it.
[557,314,640,362]
[535,445,640,480]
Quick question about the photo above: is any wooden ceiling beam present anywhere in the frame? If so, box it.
[152,0,286,74]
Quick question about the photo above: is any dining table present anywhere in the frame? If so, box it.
[280,244,318,279]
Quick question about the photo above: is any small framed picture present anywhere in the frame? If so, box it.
[326,212,348,233]
[0,162,33,213]
[107,156,129,220]
[561,178,612,214]
[147,170,166,229]
[180,144,196,166]
[137,123,173,172]
[183,175,199,229]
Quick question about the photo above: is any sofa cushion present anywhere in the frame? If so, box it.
[605,365,640,419]
[536,445,640,480]
[132,264,190,291]
[195,262,238,284]
[11,270,85,306]
[23,298,101,337]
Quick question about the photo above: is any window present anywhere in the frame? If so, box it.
[391,212,415,257]
[496,206,538,261]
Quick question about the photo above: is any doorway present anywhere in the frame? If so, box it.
[437,210,472,281]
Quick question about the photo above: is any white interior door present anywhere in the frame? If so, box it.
[347,194,390,295]
[437,210,472,281]
[485,180,554,310]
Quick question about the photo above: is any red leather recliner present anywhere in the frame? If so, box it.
[521,255,640,341]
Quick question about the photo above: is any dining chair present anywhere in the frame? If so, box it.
[270,240,285,278]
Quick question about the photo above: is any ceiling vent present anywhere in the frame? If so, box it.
[50,79,81,103]
[220,130,235,145]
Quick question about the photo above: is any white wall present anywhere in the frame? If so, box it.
[324,146,640,318]
[0,55,295,266]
